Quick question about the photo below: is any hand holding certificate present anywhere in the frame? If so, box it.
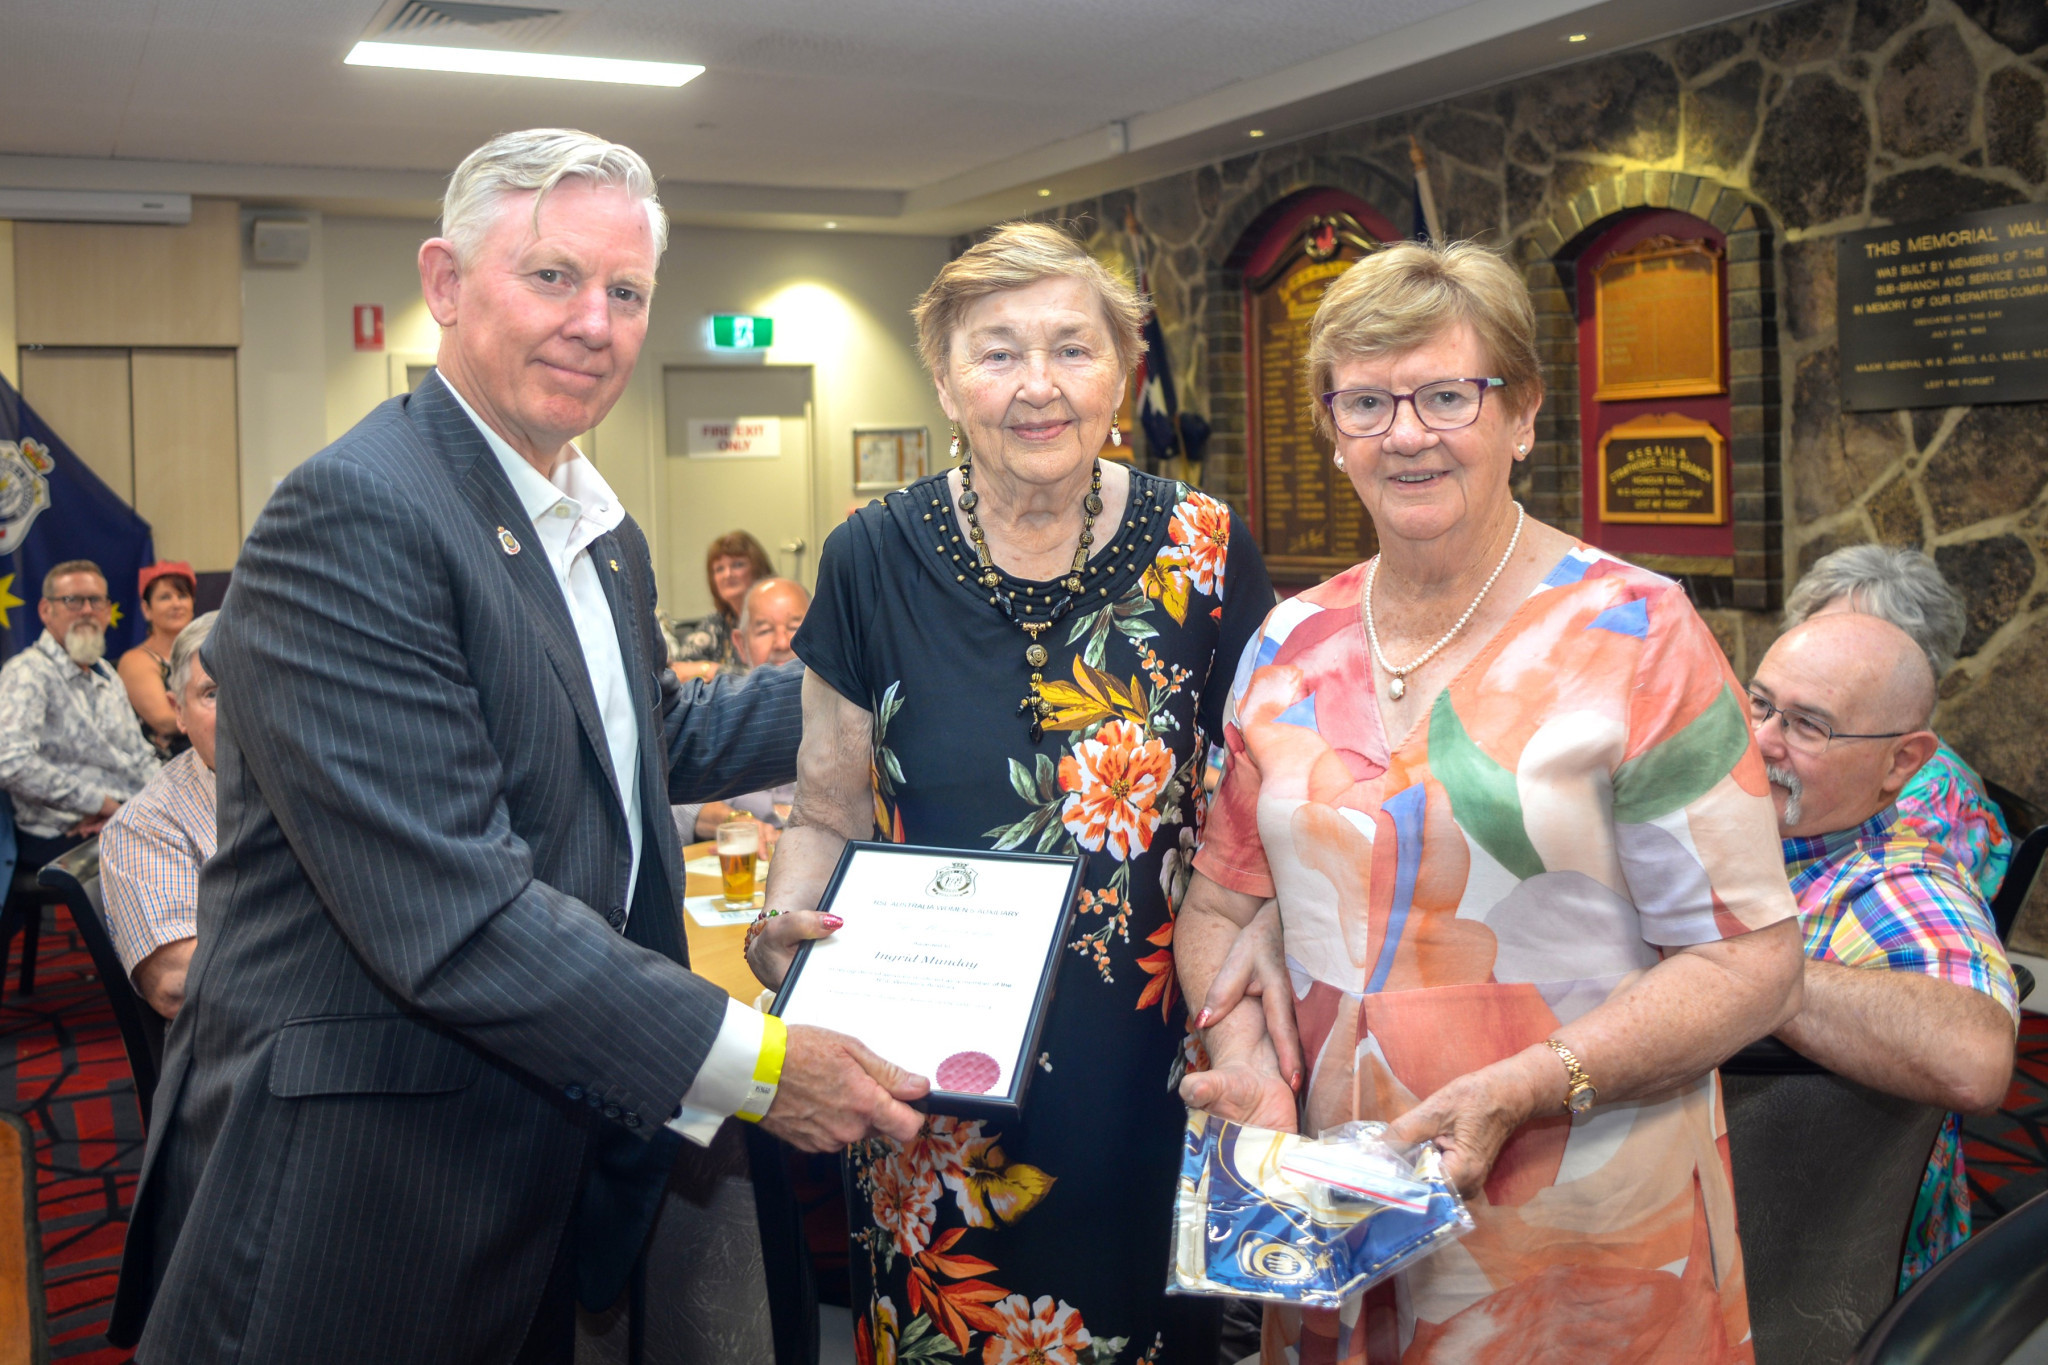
[770,842,1084,1114]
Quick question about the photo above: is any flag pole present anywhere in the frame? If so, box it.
[1122,206,1190,472]
[1409,136,1443,243]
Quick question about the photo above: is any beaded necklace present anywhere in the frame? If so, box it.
[957,458,1102,742]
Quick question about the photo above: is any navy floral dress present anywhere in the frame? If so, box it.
[793,466,1271,1365]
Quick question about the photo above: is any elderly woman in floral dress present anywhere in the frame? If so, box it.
[749,222,1273,1364]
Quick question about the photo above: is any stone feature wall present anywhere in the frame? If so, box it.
[1006,0,2048,809]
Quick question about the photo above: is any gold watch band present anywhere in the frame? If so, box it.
[1546,1038,1597,1114]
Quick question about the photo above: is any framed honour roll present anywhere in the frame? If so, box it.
[769,842,1086,1115]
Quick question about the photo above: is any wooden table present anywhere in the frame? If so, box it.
[680,840,767,1002]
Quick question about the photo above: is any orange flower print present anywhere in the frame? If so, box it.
[902,1115,977,1188]
[1167,494,1230,596]
[853,1295,898,1365]
[1058,719,1172,861]
[982,1294,1092,1365]
[870,1150,941,1257]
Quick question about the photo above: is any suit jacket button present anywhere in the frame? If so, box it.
[564,1084,585,1102]
[603,1103,621,1120]
[605,906,627,929]
[624,1113,641,1129]
[586,1093,602,1109]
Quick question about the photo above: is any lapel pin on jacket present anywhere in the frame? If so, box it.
[609,558,620,572]
[496,527,521,555]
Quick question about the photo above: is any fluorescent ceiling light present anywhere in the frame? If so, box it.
[345,40,702,87]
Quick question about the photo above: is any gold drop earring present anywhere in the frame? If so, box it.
[950,425,962,461]
[1110,416,1122,448]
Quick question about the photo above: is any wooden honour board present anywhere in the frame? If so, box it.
[1250,240,1379,582]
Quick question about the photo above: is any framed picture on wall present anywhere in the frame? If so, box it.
[853,426,934,491]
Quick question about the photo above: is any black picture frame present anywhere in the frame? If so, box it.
[768,840,1085,1116]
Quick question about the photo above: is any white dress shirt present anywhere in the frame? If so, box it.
[444,380,765,1144]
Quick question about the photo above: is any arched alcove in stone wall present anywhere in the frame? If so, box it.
[1186,157,1410,516]
[1513,171,1782,610]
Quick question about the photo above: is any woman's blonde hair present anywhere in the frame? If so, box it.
[1304,240,1542,438]
[911,222,1148,380]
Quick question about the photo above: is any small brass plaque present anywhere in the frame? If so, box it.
[1597,414,1727,526]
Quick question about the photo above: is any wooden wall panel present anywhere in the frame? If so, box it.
[13,199,241,348]
[131,350,240,572]
[17,348,133,501]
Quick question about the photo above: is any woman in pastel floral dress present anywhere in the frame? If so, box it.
[752,223,1272,1365]
[1175,241,1807,1364]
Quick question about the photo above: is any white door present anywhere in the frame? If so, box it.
[661,365,816,620]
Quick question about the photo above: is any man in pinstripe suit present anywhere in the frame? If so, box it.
[110,130,927,1365]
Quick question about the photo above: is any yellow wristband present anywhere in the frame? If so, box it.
[735,1013,788,1123]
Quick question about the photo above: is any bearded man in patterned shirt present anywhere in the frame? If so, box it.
[1749,610,2018,1287]
[0,560,159,870]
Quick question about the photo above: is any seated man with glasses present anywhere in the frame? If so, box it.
[0,560,160,871]
[1749,610,2017,1286]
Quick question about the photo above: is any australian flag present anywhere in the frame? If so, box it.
[1136,309,1183,463]
[0,374,155,661]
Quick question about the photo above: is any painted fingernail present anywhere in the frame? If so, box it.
[1194,1009,1212,1029]
[1292,1070,1303,1091]
[821,915,844,930]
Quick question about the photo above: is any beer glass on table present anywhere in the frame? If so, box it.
[717,816,760,909]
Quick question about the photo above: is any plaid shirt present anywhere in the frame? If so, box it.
[100,747,216,977]
[1785,802,2019,1288]
[1785,804,2018,1019]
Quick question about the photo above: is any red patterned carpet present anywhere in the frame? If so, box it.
[0,906,139,1364]
[1964,1011,2048,1224]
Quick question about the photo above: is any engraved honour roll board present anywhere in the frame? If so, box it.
[1249,214,1380,583]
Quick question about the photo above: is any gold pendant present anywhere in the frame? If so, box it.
[1388,675,1406,701]
[1026,643,1048,667]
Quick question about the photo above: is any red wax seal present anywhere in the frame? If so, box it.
[935,1051,1001,1095]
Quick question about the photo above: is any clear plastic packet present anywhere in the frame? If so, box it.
[1166,1109,1475,1307]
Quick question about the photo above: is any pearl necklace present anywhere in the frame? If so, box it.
[1363,502,1525,701]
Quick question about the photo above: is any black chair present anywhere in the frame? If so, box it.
[36,841,166,1131]
[1721,1041,1949,1365]
[1990,824,2048,944]
[1848,1186,2048,1364]
[1984,780,2043,846]
[0,794,52,1002]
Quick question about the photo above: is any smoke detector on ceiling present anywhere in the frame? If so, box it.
[366,0,579,50]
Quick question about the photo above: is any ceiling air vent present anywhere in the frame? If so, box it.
[368,0,577,50]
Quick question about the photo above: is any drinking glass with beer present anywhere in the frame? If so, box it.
[716,815,761,909]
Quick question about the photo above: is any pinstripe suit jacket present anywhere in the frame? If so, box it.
[109,372,803,1363]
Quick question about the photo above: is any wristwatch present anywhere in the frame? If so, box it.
[1546,1039,1598,1115]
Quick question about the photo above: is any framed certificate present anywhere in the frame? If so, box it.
[769,842,1085,1115]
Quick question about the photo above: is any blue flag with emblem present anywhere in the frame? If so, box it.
[1127,230,1185,463]
[0,374,156,661]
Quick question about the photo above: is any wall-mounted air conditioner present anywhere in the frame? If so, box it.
[0,189,193,225]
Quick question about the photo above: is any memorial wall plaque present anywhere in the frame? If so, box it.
[1248,213,1379,582]
[1593,237,1725,400]
[1837,201,2048,411]
[1596,414,1726,525]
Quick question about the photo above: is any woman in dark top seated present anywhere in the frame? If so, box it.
[750,221,1273,1364]
[663,529,773,679]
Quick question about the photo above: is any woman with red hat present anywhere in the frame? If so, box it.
[117,561,196,759]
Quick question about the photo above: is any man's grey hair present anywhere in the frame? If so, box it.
[1783,543,1967,676]
[441,128,668,265]
[737,578,810,633]
[168,611,219,699]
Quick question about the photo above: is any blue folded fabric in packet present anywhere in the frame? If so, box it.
[1167,1109,1473,1307]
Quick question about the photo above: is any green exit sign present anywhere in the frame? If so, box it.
[710,314,774,348]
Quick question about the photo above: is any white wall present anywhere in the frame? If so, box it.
[267,215,949,621]
[602,226,951,618]
[239,209,329,537]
